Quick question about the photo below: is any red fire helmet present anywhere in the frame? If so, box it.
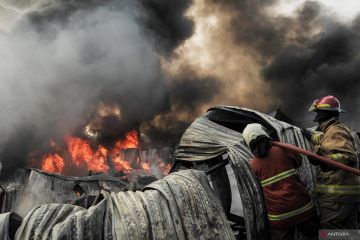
[309,95,345,113]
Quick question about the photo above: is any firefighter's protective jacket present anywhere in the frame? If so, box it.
[250,146,316,229]
[314,117,360,202]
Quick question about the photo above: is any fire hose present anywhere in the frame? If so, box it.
[272,141,360,176]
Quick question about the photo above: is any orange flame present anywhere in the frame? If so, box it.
[39,130,170,177]
[113,130,138,150]
[74,191,81,197]
[67,136,109,172]
[141,162,150,171]
[41,153,64,174]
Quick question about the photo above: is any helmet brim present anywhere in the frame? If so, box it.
[313,108,345,113]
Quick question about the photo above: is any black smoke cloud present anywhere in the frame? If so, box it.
[264,19,360,127]
[0,0,222,176]
[140,0,194,54]
[207,0,360,128]
[25,0,193,54]
[207,0,283,59]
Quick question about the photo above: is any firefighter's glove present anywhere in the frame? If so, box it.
[311,131,324,145]
[325,153,349,165]
[301,129,324,145]
[320,153,351,171]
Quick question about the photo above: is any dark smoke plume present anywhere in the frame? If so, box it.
[207,0,284,59]
[264,24,360,127]
[2,0,360,177]
[0,0,223,177]
[205,0,360,128]
[25,0,194,54]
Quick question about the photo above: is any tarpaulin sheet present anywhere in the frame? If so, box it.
[15,170,235,240]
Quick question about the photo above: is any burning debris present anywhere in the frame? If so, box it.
[0,0,358,179]
[0,106,354,239]
[0,0,199,178]
[24,101,172,178]
[38,130,139,175]
[0,106,359,239]
[0,0,359,238]
[33,129,171,178]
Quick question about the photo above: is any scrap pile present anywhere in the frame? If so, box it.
[1,170,235,240]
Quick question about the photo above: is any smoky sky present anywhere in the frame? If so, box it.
[264,24,360,128]
[206,0,360,128]
[0,0,223,176]
[25,0,194,54]
[206,0,323,61]
[1,0,360,176]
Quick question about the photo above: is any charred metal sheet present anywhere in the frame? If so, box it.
[0,212,21,240]
[0,168,126,216]
[174,115,269,240]
[0,212,12,240]
[173,106,322,240]
[15,170,234,240]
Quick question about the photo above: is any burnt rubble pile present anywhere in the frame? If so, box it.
[0,169,126,215]
[0,140,174,239]
[1,170,235,240]
[1,107,360,239]
[0,165,165,217]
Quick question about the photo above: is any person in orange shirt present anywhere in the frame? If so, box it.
[243,123,318,240]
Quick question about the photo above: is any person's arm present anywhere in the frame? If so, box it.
[319,132,353,163]
[316,129,356,170]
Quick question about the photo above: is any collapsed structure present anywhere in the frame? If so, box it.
[13,170,234,240]
[1,107,359,239]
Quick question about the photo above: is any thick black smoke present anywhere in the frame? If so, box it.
[0,0,222,177]
[207,0,283,59]
[26,0,193,54]
[3,0,359,177]
[264,19,360,128]
[206,0,359,128]
[140,0,194,54]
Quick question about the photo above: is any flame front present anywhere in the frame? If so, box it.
[41,153,65,174]
[67,136,109,172]
[38,130,170,177]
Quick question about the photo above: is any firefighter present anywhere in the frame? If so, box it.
[243,123,318,240]
[304,95,360,229]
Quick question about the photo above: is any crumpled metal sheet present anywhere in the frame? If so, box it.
[0,212,12,240]
[0,168,126,217]
[173,107,318,240]
[15,170,235,240]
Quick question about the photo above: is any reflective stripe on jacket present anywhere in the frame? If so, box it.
[316,184,360,194]
[261,169,297,187]
[267,201,314,221]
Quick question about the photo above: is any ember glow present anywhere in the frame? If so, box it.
[38,130,170,176]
